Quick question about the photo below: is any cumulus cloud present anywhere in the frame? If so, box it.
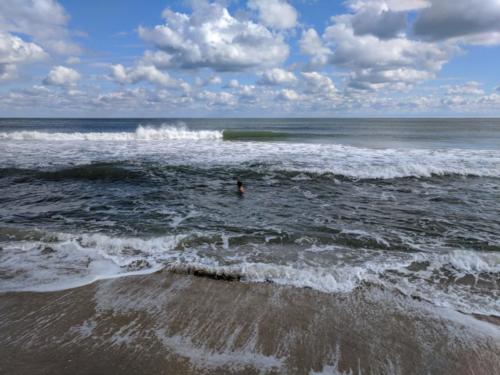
[258,68,297,85]
[110,64,183,88]
[0,0,81,55]
[414,0,500,44]
[345,1,408,39]
[0,33,47,64]
[138,1,289,71]
[278,89,301,101]
[299,29,332,66]
[65,56,81,65]
[348,0,430,13]
[248,0,298,30]
[43,66,80,86]
[194,90,237,107]
[301,72,338,95]
[300,3,456,91]
[195,75,222,86]
[298,0,500,94]
[225,79,240,89]
[141,50,173,70]
[3,78,500,117]
[446,81,484,96]
[0,64,16,82]
[2,0,500,116]
[0,32,47,82]
[0,1,80,85]
[327,17,453,90]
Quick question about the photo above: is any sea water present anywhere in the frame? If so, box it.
[0,118,499,316]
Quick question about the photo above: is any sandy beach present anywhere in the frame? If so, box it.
[1,271,498,375]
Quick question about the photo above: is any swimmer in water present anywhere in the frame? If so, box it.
[236,177,245,194]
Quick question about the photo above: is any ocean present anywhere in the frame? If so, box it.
[0,118,499,318]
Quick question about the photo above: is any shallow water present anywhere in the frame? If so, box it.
[0,118,499,316]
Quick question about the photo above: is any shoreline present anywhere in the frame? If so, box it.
[1,270,499,375]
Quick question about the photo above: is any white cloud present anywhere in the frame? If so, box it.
[446,81,484,96]
[0,63,16,82]
[65,56,81,65]
[138,1,289,71]
[0,32,47,82]
[278,88,301,101]
[0,0,81,55]
[43,65,80,86]
[459,32,500,46]
[478,92,500,107]
[258,68,297,85]
[347,0,430,13]
[141,50,173,69]
[195,75,222,86]
[195,90,237,107]
[3,80,500,116]
[237,84,258,103]
[0,32,47,64]
[1,0,500,116]
[329,18,453,90]
[110,64,185,89]
[248,0,298,30]
[301,72,338,96]
[299,29,331,66]
[225,79,240,89]
[300,4,456,92]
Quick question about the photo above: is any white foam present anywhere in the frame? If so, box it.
[0,232,177,292]
[154,331,283,372]
[273,145,500,179]
[1,231,498,316]
[2,130,499,179]
[0,124,223,141]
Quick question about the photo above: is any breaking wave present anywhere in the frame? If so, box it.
[1,230,498,316]
[273,163,500,179]
[2,152,500,182]
[0,124,223,141]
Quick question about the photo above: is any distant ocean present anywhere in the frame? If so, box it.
[0,118,499,317]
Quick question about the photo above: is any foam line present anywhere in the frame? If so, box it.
[0,125,223,141]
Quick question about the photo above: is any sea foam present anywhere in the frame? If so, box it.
[1,231,498,316]
[0,124,223,141]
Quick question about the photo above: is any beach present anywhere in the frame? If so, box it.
[1,118,499,374]
[1,270,499,375]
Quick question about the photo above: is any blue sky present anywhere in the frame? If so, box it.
[0,0,499,117]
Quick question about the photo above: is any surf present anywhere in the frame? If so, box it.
[1,229,498,316]
[0,124,223,141]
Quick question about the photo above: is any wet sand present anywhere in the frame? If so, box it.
[0,271,499,375]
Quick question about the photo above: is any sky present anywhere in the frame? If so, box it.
[0,0,500,117]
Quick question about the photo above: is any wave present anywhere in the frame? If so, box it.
[3,156,499,185]
[2,124,500,180]
[1,230,498,316]
[0,163,146,182]
[272,164,500,179]
[222,130,293,141]
[0,127,315,142]
[0,124,223,141]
